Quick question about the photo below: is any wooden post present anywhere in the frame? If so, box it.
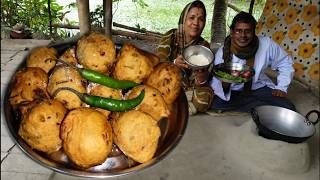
[77,0,90,36]
[249,0,255,14]
[103,0,112,38]
[48,0,53,38]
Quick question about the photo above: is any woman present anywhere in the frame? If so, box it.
[157,0,214,115]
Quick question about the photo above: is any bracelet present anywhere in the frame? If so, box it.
[195,77,207,85]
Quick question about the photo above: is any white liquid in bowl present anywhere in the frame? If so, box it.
[188,54,209,66]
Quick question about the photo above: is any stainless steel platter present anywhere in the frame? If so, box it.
[213,62,255,83]
[2,40,188,178]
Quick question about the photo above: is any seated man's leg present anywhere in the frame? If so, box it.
[211,91,263,112]
[252,86,296,111]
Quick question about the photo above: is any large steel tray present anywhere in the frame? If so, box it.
[2,40,188,178]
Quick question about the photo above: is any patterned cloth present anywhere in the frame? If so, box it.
[257,0,319,94]
[156,0,214,114]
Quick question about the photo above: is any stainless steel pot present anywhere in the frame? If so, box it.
[251,105,319,143]
[182,45,214,70]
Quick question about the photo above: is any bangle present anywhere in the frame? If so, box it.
[173,59,177,64]
[195,77,207,85]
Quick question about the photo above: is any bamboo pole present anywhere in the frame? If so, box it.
[113,22,163,36]
[76,0,90,35]
[103,0,112,38]
[50,24,162,41]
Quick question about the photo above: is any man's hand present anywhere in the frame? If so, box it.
[272,89,287,97]
[174,55,189,69]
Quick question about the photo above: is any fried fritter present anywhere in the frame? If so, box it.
[127,85,169,121]
[18,99,67,154]
[27,47,58,73]
[59,47,78,65]
[47,65,87,110]
[89,84,122,118]
[146,62,181,104]
[60,108,113,168]
[9,67,50,109]
[113,44,154,83]
[135,46,160,67]
[76,32,116,74]
[112,110,160,163]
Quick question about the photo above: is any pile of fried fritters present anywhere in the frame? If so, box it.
[9,32,182,169]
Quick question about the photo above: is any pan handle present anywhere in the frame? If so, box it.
[250,108,260,125]
[305,110,319,125]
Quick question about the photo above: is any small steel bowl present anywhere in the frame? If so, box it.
[182,45,214,70]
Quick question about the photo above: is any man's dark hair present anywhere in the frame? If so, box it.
[189,0,207,20]
[230,11,257,30]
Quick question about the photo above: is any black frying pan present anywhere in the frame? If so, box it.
[251,105,319,143]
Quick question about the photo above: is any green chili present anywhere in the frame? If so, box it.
[53,87,145,112]
[215,70,245,83]
[57,59,138,89]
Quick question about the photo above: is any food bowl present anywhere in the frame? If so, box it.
[3,40,189,178]
[182,45,214,69]
[213,62,255,83]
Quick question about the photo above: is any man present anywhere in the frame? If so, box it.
[209,11,295,112]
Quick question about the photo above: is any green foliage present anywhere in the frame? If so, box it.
[112,0,266,41]
[132,0,149,8]
[90,0,149,29]
[90,5,104,28]
[1,0,66,38]
[1,0,266,41]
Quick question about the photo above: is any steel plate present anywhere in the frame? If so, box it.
[2,40,188,178]
[213,62,255,83]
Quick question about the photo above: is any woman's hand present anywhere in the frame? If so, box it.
[194,69,209,86]
[173,55,189,69]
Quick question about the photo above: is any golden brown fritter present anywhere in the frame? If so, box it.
[47,65,87,110]
[27,47,58,73]
[89,84,122,118]
[127,85,169,121]
[76,32,116,74]
[60,108,113,168]
[59,47,78,65]
[18,99,67,154]
[146,62,181,104]
[112,110,160,163]
[9,67,50,109]
[134,46,160,67]
[113,44,154,83]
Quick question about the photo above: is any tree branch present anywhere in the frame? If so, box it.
[227,2,241,13]
[50,23,163,42]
